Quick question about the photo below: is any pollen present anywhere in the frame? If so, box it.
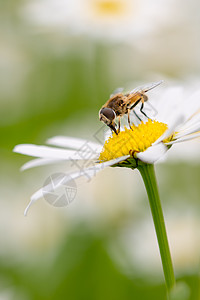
[99,119,168,161]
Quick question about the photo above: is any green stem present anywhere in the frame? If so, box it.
[137,163,175,293]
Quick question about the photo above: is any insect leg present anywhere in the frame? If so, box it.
[109,124,118,135]
[140,101,151,119]
[130,99,141,109]
[129,99,142,122]
[118,116,121,133]
[127,109,133,129]
[127,110,131,128]
[133,110,142,122]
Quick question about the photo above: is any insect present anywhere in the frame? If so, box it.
[99,80,163,134]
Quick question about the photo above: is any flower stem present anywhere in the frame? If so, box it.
[137,163,175,293]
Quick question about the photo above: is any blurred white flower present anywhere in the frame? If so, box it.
[21,0,175,41]
[13,83,200,215]
[133,1,200,74]
[115,213,200,274]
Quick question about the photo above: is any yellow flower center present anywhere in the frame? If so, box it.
[92,0,126,17]
[99,119,168,162]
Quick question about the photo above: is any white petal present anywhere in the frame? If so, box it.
[151,86,184,124]
[21,158,64,171]
[174,110,200,138]
[21,157,97,171]
[136,143,167,164]
[47,136,102,152]
[183,90,200,118]
[166,132,200,145]
[13,144,98,160]
[176,112,200,133]
[24,155,130,215]
[21,156,97,171]
[153,114,185,145]
[174,122,200,139]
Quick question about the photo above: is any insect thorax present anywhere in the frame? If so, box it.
[106,94,127,116]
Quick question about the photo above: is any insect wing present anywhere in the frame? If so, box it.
[130,80,163,94]
[143,101,158,117]
[110,87,124,97]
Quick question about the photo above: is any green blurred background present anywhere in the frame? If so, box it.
[0,0,200,299]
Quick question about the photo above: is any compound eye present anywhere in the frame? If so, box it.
[100,108,115,121]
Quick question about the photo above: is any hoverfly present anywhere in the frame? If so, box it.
[99,80,163,134]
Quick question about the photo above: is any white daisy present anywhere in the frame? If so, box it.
[13,84,200,215]
[21,0,174,41]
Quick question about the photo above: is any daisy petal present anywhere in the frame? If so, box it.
[152,87,184,124]
[47,136,102,152]
[174,122,200,139]
[136,143,167,164]
[13,144,98,160]
[166,132,200,145]
[21,157,97,171]
[24,155,130,215]
[154,115,185,145]
[21,158,64,171]
[177,112,200,134]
